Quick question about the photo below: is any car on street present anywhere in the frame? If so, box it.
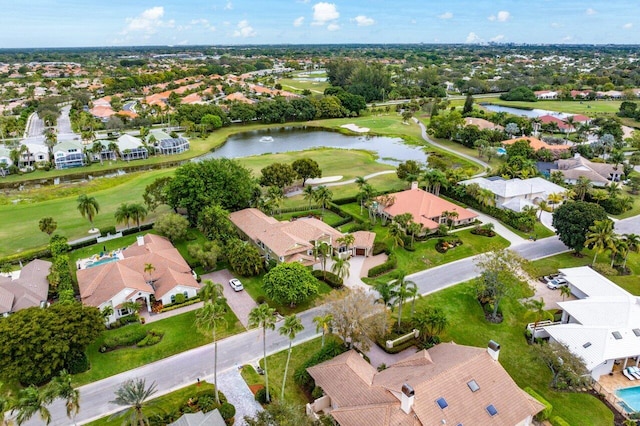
[229,278,244,292]
[547,278,568,290]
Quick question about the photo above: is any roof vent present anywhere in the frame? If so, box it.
[633,329,640,337]
[583,342,592,348]
[613,331,623,340]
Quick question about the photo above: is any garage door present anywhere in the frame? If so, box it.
[355,248,366,256]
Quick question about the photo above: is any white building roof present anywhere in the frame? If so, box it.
[117,134,145,151]
[461,177,566,199]
[559,266,629,299]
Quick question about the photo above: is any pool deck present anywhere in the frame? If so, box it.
[595,362,640,417]
[76,249,124,270]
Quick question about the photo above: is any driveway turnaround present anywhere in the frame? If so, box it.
[202,270,257,328]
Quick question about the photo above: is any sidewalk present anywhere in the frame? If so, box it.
[468,209,527,246]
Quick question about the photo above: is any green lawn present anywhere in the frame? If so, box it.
[73,308,242,386]
[87,381,217,426]
[404,282,614,426]
[480,97,623,115]
[275,209,345,227]
[277,78,330,94]
[505,220,556,240]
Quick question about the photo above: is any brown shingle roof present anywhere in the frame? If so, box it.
[0,259,51,314]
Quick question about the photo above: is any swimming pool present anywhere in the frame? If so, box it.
[86,256,119,268]
[616,386,640,412]
[496,147,507,156]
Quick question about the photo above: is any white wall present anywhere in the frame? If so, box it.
[591,361,614,381]
[159,285,198,305]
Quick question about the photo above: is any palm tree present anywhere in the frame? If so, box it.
[144,263,155,283]
[14,385,50,425]
[407,221,423,246]
[38,217,57,236]
[354,176,367,190]
[357,183,375,215]
[337,234,355,256]
[128,204,148,230]
[110,378,157,426]
[574,176,592,201]
[563,116,576,140]
[199,280,224,304]
[0,382,14,426]
[114,203,132,229]
[610,236,627,268]
[584,219,615,267]
[559,285,571,301]
[537,201,548,220]
[590,188,609,205]
[330,255,350,281]
[248,304,276,403]
[44,128,57,162]
[547,192,564,210]
[266,186,284,215]
[422,169,447,196]
[406,283,421,318]
[195,301,227,405]
[76,194,100,230]
[312,313,333,348]
[475,188,495,207]
[391,271,416,331]
[525,298,554,344]
[387,223,405,249]
[313,185,333,218]
[47,370,80,424]
[314,242,331,279]
[606,182,622,198]
[278,315,304,400]
[622,234,640,270]
[302,185,315,210]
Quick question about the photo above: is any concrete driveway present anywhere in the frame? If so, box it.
[201,270,257,329]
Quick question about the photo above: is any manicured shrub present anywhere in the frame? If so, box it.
[102,324,148,351]
[256,295,266,304]
[311,386,324,399]
[219,402,236,420]
[174,293,186,304]
[136,330,165,347]
[65,350,90,374]
[372,241,390,255]
[100,226,117,237]
[255,387,275,404]
[197,395,216,413]
[524,387,553,421]
[550,416,571,426]
[311,270,343,288]
[367,253,397,277]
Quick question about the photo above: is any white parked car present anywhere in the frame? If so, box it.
[547,278,568,290]
[229,278,244,292]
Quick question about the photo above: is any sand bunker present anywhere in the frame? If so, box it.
[341,123,370,133]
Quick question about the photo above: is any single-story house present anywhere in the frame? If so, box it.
[77,234,200,323]
[307,341,544,426]
[149,130,190,155]
[375,182,477,232]
[52,140,85,169]
[229,208,375,266]
[555,154,623,186]
[460,177,566,212]
[0,259,51,316]
[464,117,504,131]
[544,267,640,380]
[502,137,570,154]
[535,90,558,100]
[168,409,225,426]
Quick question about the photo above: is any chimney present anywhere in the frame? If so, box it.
[400,383,415,414]
[137,235,145,246]
[411,181,419,190]
[487,340,501,361]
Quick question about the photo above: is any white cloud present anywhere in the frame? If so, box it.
[550,22,562,28]
[353,15,374,26]
[189,19,215,31]
[488,11,510,22]
[466,32,481,43]
[410,19,417,25]
[224,1,233,10]
[438,12,453,20]
[562,35,573,42]
[123,6,168,34]
[490,35,505,42]
[233,20,256,37]
[585,8,597,15]
[312,2,339,25]
[293,16,305,27]
[327,23,340,31]
[623,23,633,29]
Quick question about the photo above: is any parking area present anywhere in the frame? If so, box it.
[201,269,257,329]
[525,277,576,311]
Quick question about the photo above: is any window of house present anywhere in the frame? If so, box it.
[183,291,188,299]
[171,295,176,303]
[118,308,130,316]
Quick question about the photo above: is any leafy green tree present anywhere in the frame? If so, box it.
[195,301,227,405]
[278,315,304,400]
[259,162,297,189]
[142,176,172,212]
[0,303,103,385]
[291,158,321,187]
[312,313,333,348]
[244,401,314,426]
[200,114,223,132]
[110,379,158,426]
[263,263,319,307]
[38,217,57,236]
[226,238,263,277]
[427,110,464,139]
[249,304,277,403]
[153,213,189,242]
[534,341,589,389]
[552,201,608,254]
[76,194,100,230]
[197,204,236,243]
[506,139,535,159]
[0,382,14,426]
[396,160,422,182]
[524,299,554,344]
[500,86,537,102]
[584,219,616,266]
[167,159,257,224]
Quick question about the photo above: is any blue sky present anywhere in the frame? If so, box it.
[1,0,639,48]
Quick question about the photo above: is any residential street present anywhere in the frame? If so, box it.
[29,217,635,425]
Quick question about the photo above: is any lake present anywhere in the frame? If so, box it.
[482,104,571,119]
[197,126,428,166]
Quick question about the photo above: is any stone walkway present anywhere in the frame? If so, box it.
[213,368,262,425]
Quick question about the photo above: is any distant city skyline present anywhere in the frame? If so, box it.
[1,0,639,48]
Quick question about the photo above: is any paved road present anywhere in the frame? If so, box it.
[25,113,45,139]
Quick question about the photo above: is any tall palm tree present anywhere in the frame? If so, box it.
[337,234,355,255]
[391,271,416,331]
[387,223,405,248]
[110,379,157,426]
[559,285,572,301]
[302,185,315,210]
[46,370,80,425]
[537,201,548,220]
[525,298,554,344]
[475,188,495,207]
[354,176,367,190]
[314,242,331,279]
[128,204,148,230]
[330,255,350,281]
[584,219,615,267]
[357,183,375,215]
[248,304,276,403]
[144,263,155,283]
[195,301,227,405]
[422,169,447,196]
[312,313,333,348]
[622,234,640,270]
[278,315,304,400]
[563,116,576,140]
[14,385,50,425]
[199,280,224,304]
[114,203,132,229]
[547,192,564,210]
[574,176,592,201]
[313,186,333,218]
[610,236,627,268]
[76,194,100,230]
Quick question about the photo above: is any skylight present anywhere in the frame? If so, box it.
[467,380,480,392]
[486,404,498,416]
[613,331,623,340]
[436,397,448,409]
[634,329,640,337]
[583,342,592,348]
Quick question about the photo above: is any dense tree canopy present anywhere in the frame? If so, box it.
[197,204,237,243]
[226,238,264,277]
[153,213,189,242]
[291,158,321,187]
[0,303,103,385]
[263,263,319,307]
[167,159,258,224]
[552,201,609,253]
[259,162,297,189]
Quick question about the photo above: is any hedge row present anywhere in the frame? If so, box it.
[102,324,148,351]
[372,241,390,256]
[367,253,397,277]
[375,336,417,354]
[160,296,202,313]
[551,416,571,426]
[312,270,343,288]
[524,387,552,421]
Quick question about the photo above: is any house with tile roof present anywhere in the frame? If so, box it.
[501,137,570,154]
[229,208,375,266]
[77,234,200,323]
[543,267,640,380]
[375,183,477,232]
[460,177,566,213]
[307,341,544,426]
[0,259,51,316]
[554,153,622,187]
[464,117,504,131]
[168,409,225,426]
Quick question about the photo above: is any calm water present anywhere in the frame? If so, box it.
[616,386,640,412]
[482,104,571,119]
[198,127,428,166]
